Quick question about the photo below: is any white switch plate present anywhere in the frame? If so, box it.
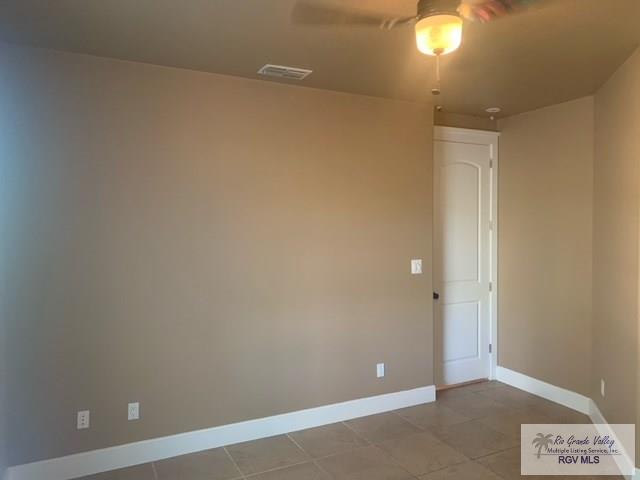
[77,410,90,430]
[411,259,422,275]
[600,379,605,398]
[376,363,385,378]
[128,402,140,421]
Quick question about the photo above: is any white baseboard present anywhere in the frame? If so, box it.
[589,400,605,424]
[6,385,435,480]
[496,366,636,478]
[495,366,591,414]
[589,400,637,480]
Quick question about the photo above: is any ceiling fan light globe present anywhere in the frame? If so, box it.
[415,14,463,56]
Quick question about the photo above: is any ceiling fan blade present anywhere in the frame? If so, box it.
[292,1,416,30]
[458,0,540,22]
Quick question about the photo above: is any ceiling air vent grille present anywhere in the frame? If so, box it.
[257,64,312,81]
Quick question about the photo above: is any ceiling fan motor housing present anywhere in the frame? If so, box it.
[417,0,460,19]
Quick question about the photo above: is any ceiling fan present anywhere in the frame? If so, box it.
[292,0,539,100]
[292,0,539,56]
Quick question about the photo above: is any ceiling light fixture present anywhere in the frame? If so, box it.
[413,1,464,97]
[415,13,463,56]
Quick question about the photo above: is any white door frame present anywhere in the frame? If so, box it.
[433,126,499,381]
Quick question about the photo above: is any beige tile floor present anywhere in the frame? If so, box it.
[79,381,622,480]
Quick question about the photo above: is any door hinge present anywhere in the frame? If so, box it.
[489,159,493,169]
[489,282,493,292]
[489,343,493,354]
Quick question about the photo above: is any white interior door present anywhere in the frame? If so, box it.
[434,129,495,386]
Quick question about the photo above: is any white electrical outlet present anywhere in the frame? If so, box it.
[77,410,90,430]
[411,259,422,275]
[600,379,605,398]
[128,402,140,421]
[376,363,385,378]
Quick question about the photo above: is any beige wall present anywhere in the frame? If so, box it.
[0,310,6,478]
[1,44,434,465]
[592,46,640,461]
[434,111,498,132]
[1,102,10,478]
[497,97,594,396]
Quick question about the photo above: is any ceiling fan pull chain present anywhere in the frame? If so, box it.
[432,52,442,96]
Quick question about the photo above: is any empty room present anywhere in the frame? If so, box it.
[1,0,639,479]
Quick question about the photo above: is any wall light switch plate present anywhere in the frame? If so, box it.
[128,402,140,421]
[376,363,385,378]
[77,410,90,430]
[411,259,422,275]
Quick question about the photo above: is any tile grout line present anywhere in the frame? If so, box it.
[389,408,428,431]
[281,432,341,478]
[339,419,370,440]
[277,427,416,478]
[361,419,477,474]
[416,383,588,471]
[368,441,426,480]
[242,459,310,478]
[285,430,357,479]
[389,409,432,432]
[284,431,319,475]
[310,459,334,479]
[472,444,522,461]
[309,440,420,480]
[223,446,247,480]
[340,418,432,480]
[285,432,309,457]
[368,429,471,480]
[150,461,159,480]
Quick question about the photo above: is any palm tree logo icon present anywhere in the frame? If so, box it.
[532,433,554,459]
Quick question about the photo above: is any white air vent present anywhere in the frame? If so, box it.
[257,64,312,80]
